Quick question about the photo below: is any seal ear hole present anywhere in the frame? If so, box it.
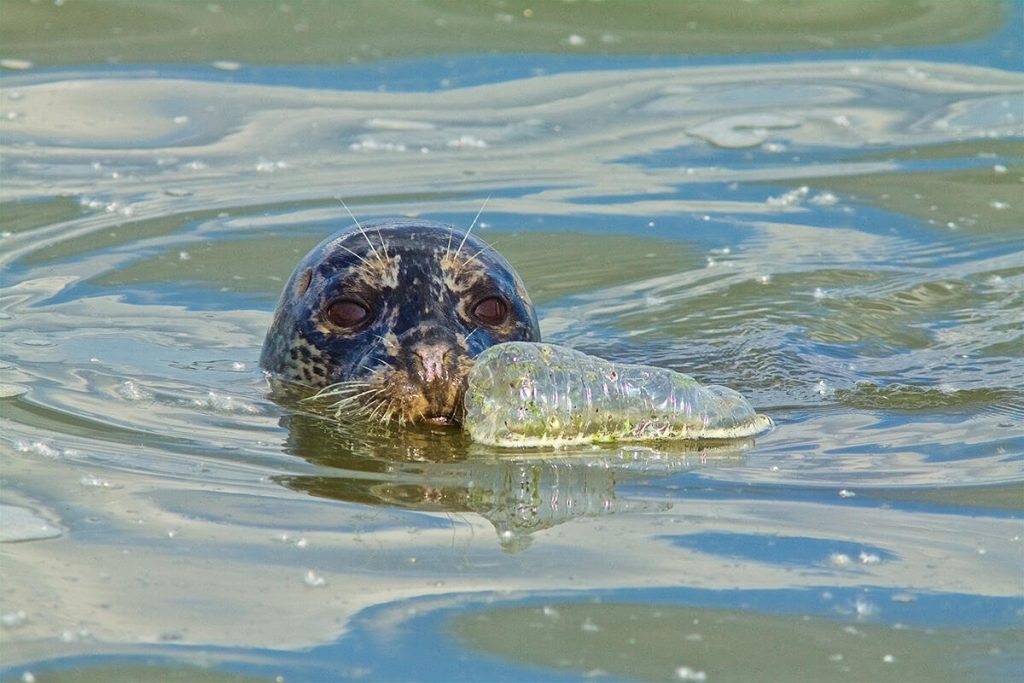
[294,268,313,298]
[471,296,508,326]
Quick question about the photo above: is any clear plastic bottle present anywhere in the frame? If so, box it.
[465,342,773,447]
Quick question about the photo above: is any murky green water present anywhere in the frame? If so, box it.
[2,2,1022,681]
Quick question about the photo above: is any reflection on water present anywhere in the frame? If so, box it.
[1,1,1022,680]
[275,406,737,552]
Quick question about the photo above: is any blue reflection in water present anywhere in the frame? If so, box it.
[660,531,898,567]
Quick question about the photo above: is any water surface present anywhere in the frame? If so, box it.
[1,2,1022,681]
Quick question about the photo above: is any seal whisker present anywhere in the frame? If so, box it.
[306,381,372,401]
[332,241,373,268]
[452,195,490,264]
[459,244,491,272]
[328,386,385,409]
[366,398,389,421]
[361,352,394,372]
[336,197,386,266]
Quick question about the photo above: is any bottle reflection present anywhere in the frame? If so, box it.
[273,406,750,552]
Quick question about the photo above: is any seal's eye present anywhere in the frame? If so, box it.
[472,296,508,325]
[326,299,370,329]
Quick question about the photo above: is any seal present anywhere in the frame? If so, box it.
[261,218,541,425]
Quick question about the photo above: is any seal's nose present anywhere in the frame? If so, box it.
[411,342,452,384]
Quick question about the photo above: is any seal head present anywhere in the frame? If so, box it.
[261,219,540,425]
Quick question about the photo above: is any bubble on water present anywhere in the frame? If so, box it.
[815,379,834,398]
[183,160,208,171]
[580,617,601,632]
[349,138,407,152]
[810,192,839,206]
[21,672,35,683]
[118,380,152,401]
[813,287,827,300]
[61,627,91,642]
[565,34,587,47]
[828,553,852,567]
[993,164,1008,174]
[758,275,771,284]
[542,605,560,619]
[882,654,896,663]
[854,597,876,617]
[191,391,261,414]
[989,200,1010,210]
[178,250,191,261]
[80,475,118,489]
[0,59,33,70]
[172,115,189,125]
[303,569,327,587]
[767,186,810,208]
[762,141,786,153]
[858,551,881,565]
[12,440,62,458]
[1,610,28,628]
[256,159,289,173]
[832,114,852,128]
[838,489,856,498]
[211,60,242,71]
[447,135,488,149]
[674,666,707,681]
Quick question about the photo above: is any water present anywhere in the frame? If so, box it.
[1,2,1022,681]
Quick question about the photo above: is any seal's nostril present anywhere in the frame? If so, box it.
[412,343,451,383]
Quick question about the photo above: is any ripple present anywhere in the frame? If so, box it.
[0,504,62,542]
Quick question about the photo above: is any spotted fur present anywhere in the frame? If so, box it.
[261,219,541,424]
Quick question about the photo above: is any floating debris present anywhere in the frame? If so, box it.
[464,342,772,448]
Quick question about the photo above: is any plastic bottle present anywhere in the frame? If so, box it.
[464,342,773,447]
